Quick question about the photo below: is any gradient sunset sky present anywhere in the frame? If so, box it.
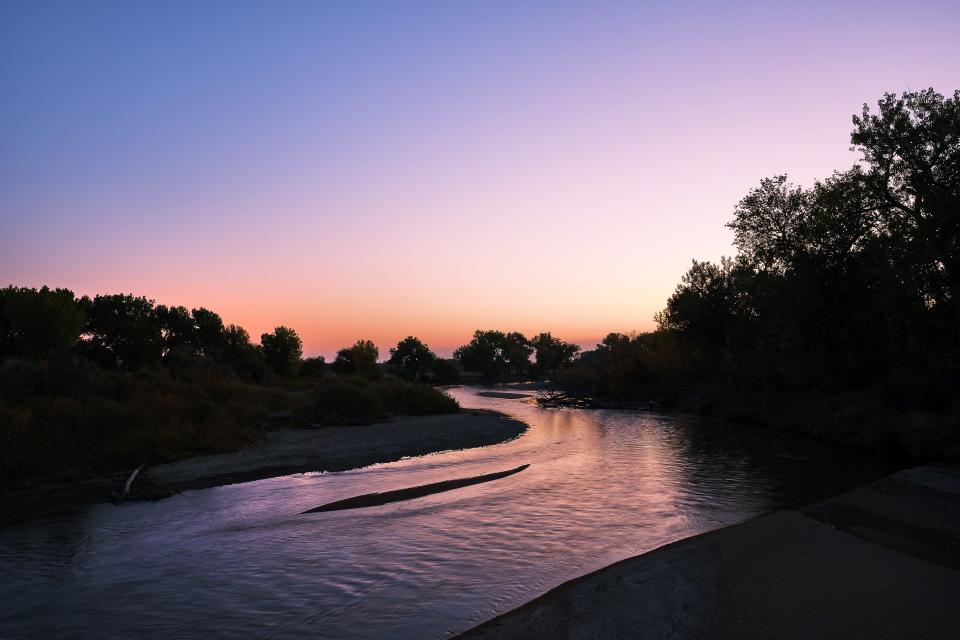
[2,1,958,357]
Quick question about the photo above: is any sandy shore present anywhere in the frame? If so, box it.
[131,410,526,499]
[459,464,960,639]
[1,410,527,524]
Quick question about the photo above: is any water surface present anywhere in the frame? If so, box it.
[0,387,889,638]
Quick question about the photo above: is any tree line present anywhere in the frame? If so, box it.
[0,288,303,379]
[553,89,959,455]
[0,288,582,383]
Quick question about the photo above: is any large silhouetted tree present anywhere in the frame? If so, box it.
[156,305,196,355]
[332,339,380,378]
[852,89,960,340]
[388,336,436,381]
[192,307,226,359]
[453,330,532,381]
[82,294,163,369]
[260,326,302,376]
[0,286,86,359]
[655,257,753,353]
[529,332,580,379]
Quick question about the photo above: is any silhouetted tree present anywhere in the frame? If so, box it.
[655,257,753,353]
[453,330,532,381]
[192,307,226,359]
[260,326,302,376]
[219,324,265,379]
[332,339,380,379]
[388,336,436,381]
[0,286,86,359]
[529,332,580,379]
[82,294,163,369]
[851,89,960,340]
[156,305,196,355]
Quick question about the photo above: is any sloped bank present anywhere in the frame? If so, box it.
[458,464,960,640]
[130,410,527,499]
[2,410,527,524]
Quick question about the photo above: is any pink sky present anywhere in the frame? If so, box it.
[3,1,959,357]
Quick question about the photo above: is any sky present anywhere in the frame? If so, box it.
[2,1,958,358]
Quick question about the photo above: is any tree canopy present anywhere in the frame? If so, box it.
[0,286,87,359]
[529,332,580,378]
[332,339,380,378]
[561,88,960,409]
[388,336,437,381]
[453,330,532,381]
[260,326,303,377]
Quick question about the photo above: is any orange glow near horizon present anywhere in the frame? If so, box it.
[3,3,958,358]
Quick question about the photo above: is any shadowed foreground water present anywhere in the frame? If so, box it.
[0,387,890,639]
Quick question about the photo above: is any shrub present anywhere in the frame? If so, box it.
[0,364,291,484]
[307,380,384,425]
[370,380,459,415]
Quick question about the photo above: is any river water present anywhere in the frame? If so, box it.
[0,386,889,639]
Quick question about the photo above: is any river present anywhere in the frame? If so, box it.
[0,386,890,639]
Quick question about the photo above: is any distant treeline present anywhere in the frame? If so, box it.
[0,284,586,383]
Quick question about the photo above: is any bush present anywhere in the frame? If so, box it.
[370,379,459,415]
[0,363,290,484]
[303,378,459,425]
[300,356,326,378]
[307,380,384,425]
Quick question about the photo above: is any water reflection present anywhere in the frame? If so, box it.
[0,387,889,639]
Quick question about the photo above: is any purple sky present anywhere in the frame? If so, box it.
[2,0,958,356]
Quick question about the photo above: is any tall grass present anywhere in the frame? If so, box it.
[301,377,459,425]
[0,359,290,484]
[0,359,459,486]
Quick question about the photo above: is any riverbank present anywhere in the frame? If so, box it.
[458,464,960,639]
[0,410,527,525]
[541,384,960,460]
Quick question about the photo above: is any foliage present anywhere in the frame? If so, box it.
[302,378,458,426]
[529,332,580,379]
[429,358,462,384]
[450,330,579,381]
[0,357,289,483]
[260,326,303,377]
[81,294,164,369]
[221,324,265,380]
[851,88,960,328]
[387,336,437,381]
[553,89,960,457]
[371,379,459,415]
[306,380,384,425]
[0,286,87,359]
[453,330,532,381]
[0,290,465,483]
[332,339,380,379]
[300,356,326,377]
